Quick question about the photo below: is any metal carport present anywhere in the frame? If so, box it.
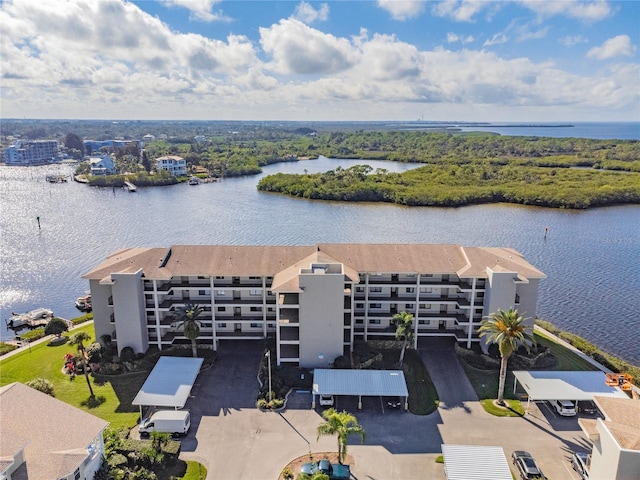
[132,356,204,418]
[312,369,409,410]
[512,370,628,410]
[442,444,512,480]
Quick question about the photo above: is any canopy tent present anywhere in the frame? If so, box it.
[132,356,203,417]
[442,444,512,480]
[312,369,409,409]
[513,370,628,407]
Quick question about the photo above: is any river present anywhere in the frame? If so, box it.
[1,154,639,365]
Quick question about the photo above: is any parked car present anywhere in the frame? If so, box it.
[577,400,598,415]
[300,460,350,480]
[512,450,546,480]
[551,399,577,416]
[319,394,334,406]
[571,452,590,479]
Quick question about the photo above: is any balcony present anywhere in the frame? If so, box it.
[279,327,299,342]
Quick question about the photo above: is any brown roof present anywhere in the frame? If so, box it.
[0,383,108,479]
[593,396,640,450]
[84,244,545,281]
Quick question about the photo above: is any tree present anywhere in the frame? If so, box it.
[141,150,151,173]
[26,377,55,397]
[392,311,414,366]
[44,317,69,338]
[173,303,204,358]
[478,308,535,405]
[64,132,84,156]
[316,408,365,464]
[70,331,95,398]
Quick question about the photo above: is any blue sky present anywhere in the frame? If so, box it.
[1,0,638,121]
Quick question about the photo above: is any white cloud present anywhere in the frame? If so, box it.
[560,35,588,47]
[259,19,358,75]
[518,0,612,22]
[377,0,426,21]
[447,33,475,44]
[293,2,329,24]
[432,0,487,22]
[587,35,637,60]
[483,33,508,47]
[162,0,225,22]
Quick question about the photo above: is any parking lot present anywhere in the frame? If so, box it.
[178,339,592,479]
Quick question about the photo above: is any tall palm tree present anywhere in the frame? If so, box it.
[316,408,365,464]
[392,311,414,366]
[69,331,95,398]
[478,308,535,405]
[173,303,204,358]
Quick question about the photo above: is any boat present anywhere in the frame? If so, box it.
[75,294,92,312]
[46,174,68,183]
[6,308,54,329]
[188,176,200,185]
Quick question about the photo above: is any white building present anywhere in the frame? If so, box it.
[155,155,186,176]
[3,140,59,165]
[84,244,545,368]
[580,395,640,480]
[0,382,108,480]
[89,154,116,176]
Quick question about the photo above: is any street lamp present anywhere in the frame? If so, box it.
[265,350,272,402]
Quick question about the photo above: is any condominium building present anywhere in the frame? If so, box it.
[155,155,187,176]
[3,139,59,165]
[84,244,545,368]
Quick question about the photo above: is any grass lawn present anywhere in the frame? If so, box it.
[0,323,140,428]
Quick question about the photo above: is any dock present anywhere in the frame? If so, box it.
[124,181,137,192]
[6,308,54,329]
[46,174,68,183]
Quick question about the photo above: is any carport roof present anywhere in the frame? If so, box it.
[312,369,408,397]
[132,356,203,408]
[513,370,628,401]
[441,444,512,480]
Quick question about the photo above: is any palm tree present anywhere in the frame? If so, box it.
[316,408,365,464]
[69,331,95,398]
[173,303,204,358]
[478,308,535,406]
[392,311,414,366]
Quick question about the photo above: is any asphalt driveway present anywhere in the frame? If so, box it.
[179,340,589,480]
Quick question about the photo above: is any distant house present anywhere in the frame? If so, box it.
[194,135,206,143]
[142,134,156,144]
[89,154,116,176]
[155,155,186,176]
[3,140,60,165]
[83,139,141,156]
[0,382,108,480]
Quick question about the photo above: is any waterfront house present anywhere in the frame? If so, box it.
[84,244,545,368]
[0,382,108,480]
[89,154,116,176]
[155,155,187,176]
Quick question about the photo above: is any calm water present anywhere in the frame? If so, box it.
[1,155,639,365]
[457,122,640,140]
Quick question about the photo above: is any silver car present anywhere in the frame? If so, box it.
[571,452,590,480]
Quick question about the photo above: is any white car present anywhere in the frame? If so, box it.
[551,399,576,416]
[319,394,334,406]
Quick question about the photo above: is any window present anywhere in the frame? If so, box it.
[217,289,226,295]
[420,287,432,293]
[406,273,416,278]
[369,319,381,324]
[249,276,261,280]
[219,323,226,328]
[198,290,206,296]
[406,287,415,293]
[355,303,364,309]
[268,307,274,312]
[198,276,207,279]
[405,303,414,309]
[217,307,226,312]
[250,289,261,296]
[515,293,520,304]
[74,469,81,480]
[268,323,274,328]
[419,303,432,309]
[216,276,224,279]
[250,306,262,312]
[250,323,261,328]
[370,303,382,309]
[370,287,382,293]
[356,286,364,292]
[355,319,364,324]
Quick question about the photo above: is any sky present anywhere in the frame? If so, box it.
[0,0,638,122]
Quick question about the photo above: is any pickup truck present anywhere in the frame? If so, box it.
[300,459,350,479]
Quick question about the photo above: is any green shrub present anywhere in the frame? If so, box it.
[25,377,55,397]
[19,328,46,341]
[108,453,128,467]
[0,342,19,356]
[72,313,93,325]
[48,336,68,346]
[282,467,294,479]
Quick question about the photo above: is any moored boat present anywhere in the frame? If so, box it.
[75,294,92,311]
[6,308,54,329]
[188,176,200,185]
